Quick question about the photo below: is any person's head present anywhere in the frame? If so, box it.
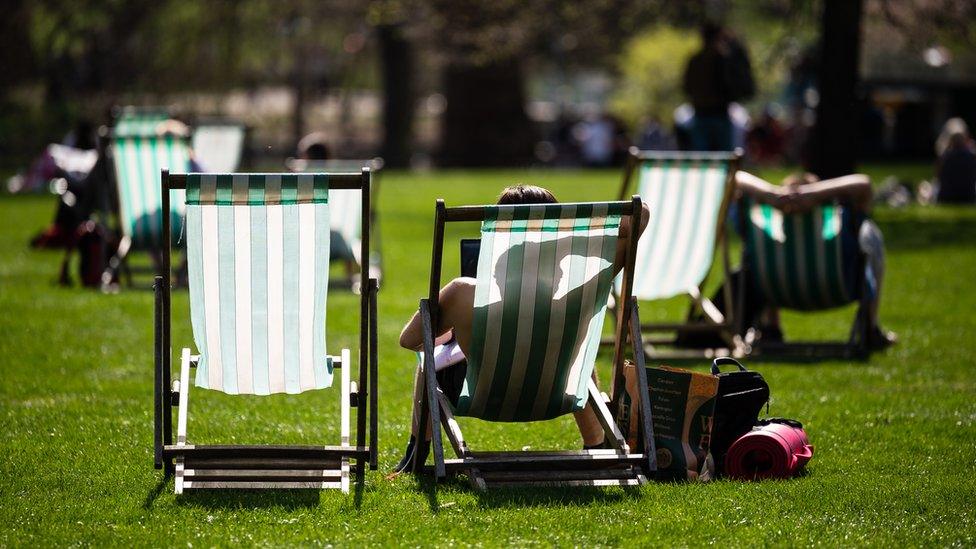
[783,172,819,189]
[700,22,723,47]
[296,132,330,161]
[496,184,558,205]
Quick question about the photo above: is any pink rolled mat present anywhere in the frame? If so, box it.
[725,421,814,480]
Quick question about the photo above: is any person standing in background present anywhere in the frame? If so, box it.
[934,118,976,204]
[682,22,754,151]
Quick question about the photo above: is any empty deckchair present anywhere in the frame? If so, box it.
[192,120,248,173]
[411,198,657,489]
[103,133,191,288]
[286,158,384,291]
[615,147,744,358]
[739,196,869,358]
[154,170,378,494]
[113,107,171,137]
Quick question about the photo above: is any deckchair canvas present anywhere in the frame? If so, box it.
[411,198,657,489]
[102,134,191,288]
[739,197,869,357]
[154,171,378,493]
[616,148,744,359]
[192,122,247,173]
[113,107,170,137]
[287,158,384,290]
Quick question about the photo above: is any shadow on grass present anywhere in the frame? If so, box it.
[876,207,976,250]
[174,489,323,510]
[413,474,640,512]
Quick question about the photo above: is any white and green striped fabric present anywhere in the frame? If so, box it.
[456,203,623,422]
[629,158,731,300]
[111,135,191,249]
[743,198,853,310]
[114,110,170,137]
[192,124,246,173]
[184,174,333,395]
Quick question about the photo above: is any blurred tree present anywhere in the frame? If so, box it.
[609,26,699,129]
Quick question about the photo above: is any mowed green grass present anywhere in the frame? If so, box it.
[1,166,974,547]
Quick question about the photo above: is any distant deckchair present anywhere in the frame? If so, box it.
[103,133,191,288]
[739,197,870,358]
[191,120,248,173]
[410,198,657,489]
[113,107,171,137]
[286,157,384,291]
[615,147,744,358]
[154,170,379,493]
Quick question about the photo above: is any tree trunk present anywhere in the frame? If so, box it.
[377,24,414,168]
[439,58,536,167]
[809,0,864,179]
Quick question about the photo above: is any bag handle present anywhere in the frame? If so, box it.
[711,357,747,375]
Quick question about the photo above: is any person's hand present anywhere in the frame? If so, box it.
[433,329,455,347]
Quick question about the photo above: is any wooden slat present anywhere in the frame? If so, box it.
[184,469,341,479]
[184,458,342,470]
[442,453,648,473]
[164,444,369,460]
[182,481,343,490]
[486,478,644,488]
[480,469,640,482]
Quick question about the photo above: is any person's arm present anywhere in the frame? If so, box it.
[614,201,650,273]
[398,278,470,351]
[735,171,784,204]
[785,174,872,212]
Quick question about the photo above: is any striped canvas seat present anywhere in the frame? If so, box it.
[456,203,623,422]
[111,134,190,249]
[742,198,857,311]
[630,158,732,300]
[114,110,170,137]
[192,123,246,173]
[184,174,333,394]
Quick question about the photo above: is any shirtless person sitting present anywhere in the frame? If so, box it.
[394,185,649,472]
[735,170,896,349]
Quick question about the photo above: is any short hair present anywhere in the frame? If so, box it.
[783,172,819,187]
[496,184,558,205]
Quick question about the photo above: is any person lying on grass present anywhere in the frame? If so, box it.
[393,184,649,473]
[735,170,897,349]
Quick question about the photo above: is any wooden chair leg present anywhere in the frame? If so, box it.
[419,300,446,479]
[629,299,657,473]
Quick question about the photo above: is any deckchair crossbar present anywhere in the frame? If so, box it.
[442,200,637,222]
[164,445,369,460]
[163,171,369,190]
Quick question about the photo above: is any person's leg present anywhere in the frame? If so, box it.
[859,220,896,346]
[573,371,607,448]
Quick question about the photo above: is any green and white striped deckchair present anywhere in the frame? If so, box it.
[113,108,170,137]
[741,197,868,356]
[110,134,191,250]
[411,198,656,489]
[287,158,385,288]
[153,172,379,494]
[191,122,247,173]
[616,148,743,358]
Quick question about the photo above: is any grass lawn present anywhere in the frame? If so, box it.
[1,165,974,546]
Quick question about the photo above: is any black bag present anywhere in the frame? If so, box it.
[59,220,117,288]
[710,357,769,474]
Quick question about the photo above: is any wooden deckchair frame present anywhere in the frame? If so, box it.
[411,197,657,490]
[286,157,385,292]
[614,147,746,360]
[153,169,379,492]
[737,199,871,359]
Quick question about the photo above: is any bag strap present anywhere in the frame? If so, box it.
[711,357,747,375]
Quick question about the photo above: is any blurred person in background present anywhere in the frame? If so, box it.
[682,22,754,151]
[934,118,976,204]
